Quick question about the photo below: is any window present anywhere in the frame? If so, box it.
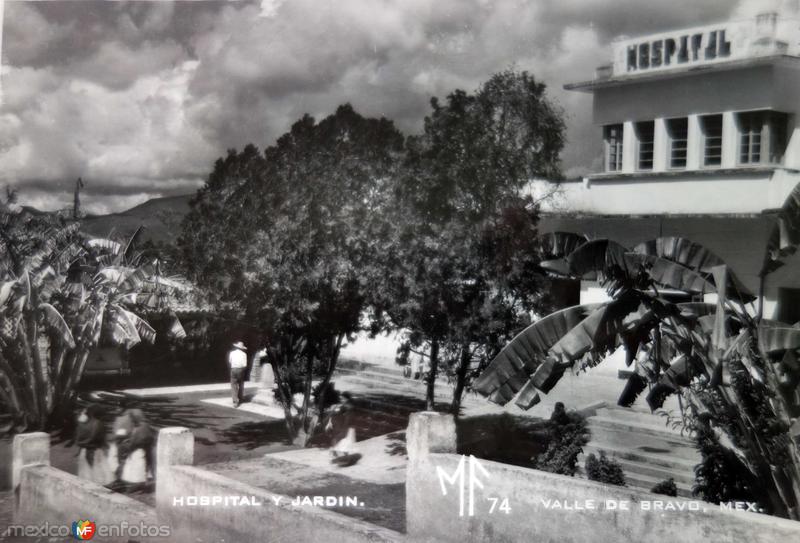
[738,111,788,165]
[604,124,623,172]
[667,118,688,169]
[701,114,723,167]
[635,121,655,171]
[777,288,800,325]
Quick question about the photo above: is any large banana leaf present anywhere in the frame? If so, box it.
[539,258,571,276]
[617,372,648,407]
[762,182,800,275]
[0,281,16,307]
[633,237,725,274]
[529,357,569,393]
[539,231,589,259]
[514,380,541,409]
[121,261,157,292]
[633,254,717,294]
[39,303,76,349]
[166,312,187,340]
[473,303,600,404]
[567,239,630,278]
[758,324,800,354]
[539,232,588,275]
[105,306,156,348]
[119,308,157,345]
[476,295,645,406]
[550,302,625,361]
[86,238,123,256]
[538,293,643,393]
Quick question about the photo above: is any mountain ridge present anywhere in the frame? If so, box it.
[80,193,194,244]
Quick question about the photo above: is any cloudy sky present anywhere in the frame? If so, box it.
[1,0,797,214]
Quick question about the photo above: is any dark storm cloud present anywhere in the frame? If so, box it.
[1,0,773,213]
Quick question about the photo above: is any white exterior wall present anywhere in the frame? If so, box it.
[534,169,800,215]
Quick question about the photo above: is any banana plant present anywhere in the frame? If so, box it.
[474,232,800,519]
[0,209,185,432]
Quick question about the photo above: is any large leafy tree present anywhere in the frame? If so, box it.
[373,69,565,412]
[0,202,183,432]
[179,104,404,443]
[475,229,800,519]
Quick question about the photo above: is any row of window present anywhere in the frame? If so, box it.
[603,111,789,172]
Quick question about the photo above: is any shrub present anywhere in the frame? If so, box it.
[534,405,589,476]
[692,419,763,507]
[585,451,626,487]
[650,478,677,497]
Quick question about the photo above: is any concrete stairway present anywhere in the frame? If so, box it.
[329,358,503,441]
[577,405,700,498]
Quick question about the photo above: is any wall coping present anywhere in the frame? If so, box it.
[426,452,800,532]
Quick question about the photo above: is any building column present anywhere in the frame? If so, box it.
[722,111,738,169]
[686,114,701,170]
[622,120,636,173]
[653,118,667,172]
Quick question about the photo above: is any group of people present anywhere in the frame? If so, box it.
[75,405,157,484]
[404,351,430,380]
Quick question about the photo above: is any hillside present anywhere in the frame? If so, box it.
[81,194,193,244]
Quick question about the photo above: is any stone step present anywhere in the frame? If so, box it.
[576,453,695,486]
[333,375,460,402]
[582,442,698,473]
[350,404,410,427]
[595,407,691,435]
[576,457,694,498]
[337,359,405,378]
[624,471,694,498]
[588,415,695,445]
[335,368,450,391]
[586,424,699,462]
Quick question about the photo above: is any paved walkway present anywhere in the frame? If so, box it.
[267,431,408,485]
[204,455,406,533]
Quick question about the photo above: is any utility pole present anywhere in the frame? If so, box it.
[73,177,85,219]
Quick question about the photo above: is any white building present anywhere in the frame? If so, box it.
[539,11,800,322]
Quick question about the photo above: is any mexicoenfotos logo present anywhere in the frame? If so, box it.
[71,520,96,540]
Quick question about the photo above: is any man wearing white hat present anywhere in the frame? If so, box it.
[229,341,248,407]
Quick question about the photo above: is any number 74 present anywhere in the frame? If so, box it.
[487,497,511,514]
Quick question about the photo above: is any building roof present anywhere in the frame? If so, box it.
[565,54,800,92]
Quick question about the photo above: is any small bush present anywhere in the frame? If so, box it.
[534,405,590,476]
[313,381,342,409]
[585,451,626,487]
[692,420,762,506]
[651,478,678,497]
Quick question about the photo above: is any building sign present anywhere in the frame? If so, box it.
[626,30,731,72]
[610,14,800,77]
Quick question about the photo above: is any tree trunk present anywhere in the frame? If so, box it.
[426,339,440,411]
[299,355,314,442]
[26,313,49,428]
[17,317,43,426]
[315,333,344,413]
[450,344,471,415]
[271,359,297,442]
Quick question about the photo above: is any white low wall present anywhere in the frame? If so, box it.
[406,412,800,543]
[12,432,162,543]
[155,427,405,543]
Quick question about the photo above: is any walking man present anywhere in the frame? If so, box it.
[112,408,156,482]
[229,340,248,407]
